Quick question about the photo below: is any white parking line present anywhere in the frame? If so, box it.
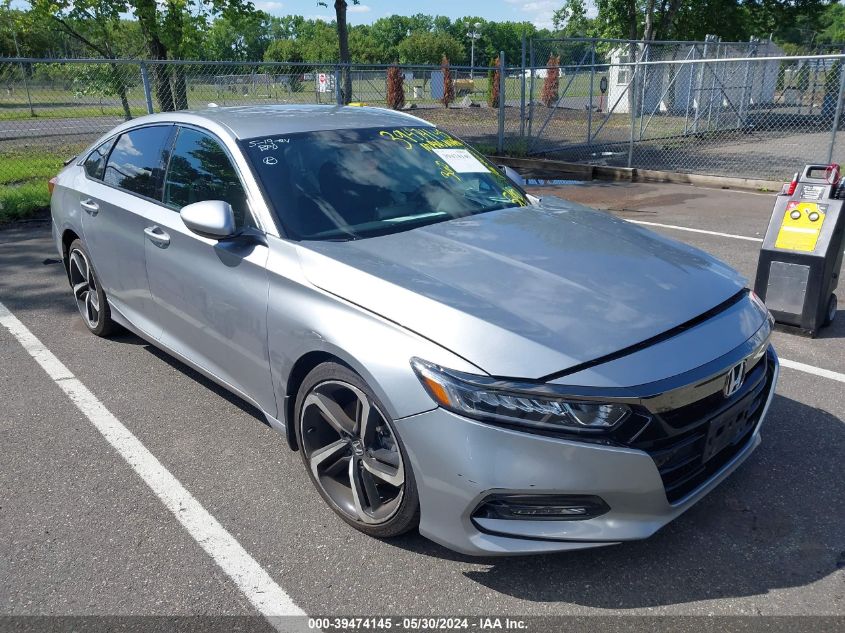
[628,219,764,243]
[779,357,845,383]
[0,301,307,632]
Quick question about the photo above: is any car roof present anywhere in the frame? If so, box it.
[132,104,434,139]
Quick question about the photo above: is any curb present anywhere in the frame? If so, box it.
[488,155,782,193]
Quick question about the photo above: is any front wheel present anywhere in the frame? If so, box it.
[823,293,837,327]
[294,362,420,538]
[67,239,115,337]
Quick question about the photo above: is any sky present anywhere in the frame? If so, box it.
[8,0,598,31]
[250,1,597,30]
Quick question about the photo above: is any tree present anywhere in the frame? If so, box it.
[541,55,560,107]
[386,64,405,109]
[552,0,592,37]
[643,0,657,41]
[440,55,454,108]
[205,10,274,61]
[264,38,305,92]
[28,0,137,119]
[318,0,360,104]
[818,2,845,44]
[396,31,464,65]
[32,0,257,111]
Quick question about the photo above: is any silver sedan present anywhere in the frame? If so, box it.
[50,105,779,556]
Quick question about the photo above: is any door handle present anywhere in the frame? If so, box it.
[144,225,171,248]
[80,199,99,215]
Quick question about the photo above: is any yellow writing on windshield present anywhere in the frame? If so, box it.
[502,187,527,207]
[379,127,465,153]
[434,160,461,181]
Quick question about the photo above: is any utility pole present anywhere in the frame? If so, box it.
[466,22,481,79]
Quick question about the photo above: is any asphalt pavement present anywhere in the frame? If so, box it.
[0,182,843,630]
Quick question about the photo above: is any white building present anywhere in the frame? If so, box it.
[605,39,782,116]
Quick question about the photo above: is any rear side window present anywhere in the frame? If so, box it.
[83,138,115,180]
[104,126,172,199]
[163,127,252,228]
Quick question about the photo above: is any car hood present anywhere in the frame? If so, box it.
[296,198,748,379]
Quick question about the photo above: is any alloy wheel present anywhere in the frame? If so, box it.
[300,380,405,525]
[68,248,100,329]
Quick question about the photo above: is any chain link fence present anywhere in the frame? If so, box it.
[3,48,845,200]
[522,38,845,182]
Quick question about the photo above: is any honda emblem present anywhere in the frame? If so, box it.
[723,361,747,398]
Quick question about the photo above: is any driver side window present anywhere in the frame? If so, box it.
[164,127,254,229]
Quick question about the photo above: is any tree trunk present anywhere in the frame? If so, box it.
[643,0,656,42]
[134,0,174,111]
[109,62,133,120]
[626,0,638,115]
[172,66,189,110]
[334,0,351,104]
[149,52,175,111]
[661,0,682,41]
[627,0,638,42]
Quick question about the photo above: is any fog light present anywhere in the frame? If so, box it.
[472,494,610,521]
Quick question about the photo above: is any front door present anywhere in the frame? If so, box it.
[143,126,276,415]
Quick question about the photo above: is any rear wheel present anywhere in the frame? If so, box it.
[67,239,115,337]
[294,362,419,538]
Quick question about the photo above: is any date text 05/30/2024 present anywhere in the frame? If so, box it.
[307,617,529,630]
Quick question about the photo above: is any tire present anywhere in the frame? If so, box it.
[294,361,420,538]
[823,293,837,327]
[67,239,115,337]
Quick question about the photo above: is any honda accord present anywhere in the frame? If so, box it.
[50,105,779,555]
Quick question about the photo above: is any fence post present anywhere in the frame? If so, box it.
[498,51,506,154]
[335,64,342,105]
[826,62,845,164]
[628,44,638,168]
[587,42,594,144]
[638,43,650,141]
[140,62,154,114]
[739,37,756,126]
[520,34,526,139]
[528,43,536,141]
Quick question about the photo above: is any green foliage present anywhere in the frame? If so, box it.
[818,2,845,45]
[9,0,845,69]
[71,64,132,100]
[205,11,275,61]
[0,146,72,222]
[0,181,50,223]
[552,0,593,37]
[396,31,463,65]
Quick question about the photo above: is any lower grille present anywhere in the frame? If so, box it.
[628,348,776,504]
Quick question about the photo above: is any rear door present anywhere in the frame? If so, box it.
[80,125,174,338]
[142,125,275,415]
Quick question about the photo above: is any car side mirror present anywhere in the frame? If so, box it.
[497,164,525,186]
[180,200,237,239]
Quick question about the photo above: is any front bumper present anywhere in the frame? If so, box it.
[394,347,779,556]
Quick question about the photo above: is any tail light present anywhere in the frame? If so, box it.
[781,172,798,196]
[48,177,57,195]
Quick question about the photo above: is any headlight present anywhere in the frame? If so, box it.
[411,358,630,433]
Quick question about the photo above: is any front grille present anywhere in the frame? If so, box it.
[626,348,776,504]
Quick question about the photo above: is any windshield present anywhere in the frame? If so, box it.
[242,126,528,240]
